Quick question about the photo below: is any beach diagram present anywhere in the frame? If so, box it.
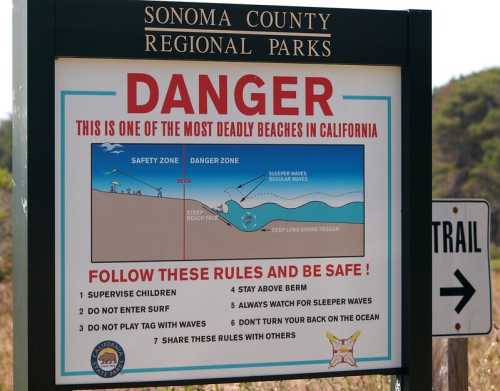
[91,143,365,262]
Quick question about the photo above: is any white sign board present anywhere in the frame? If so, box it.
[55,59,402,384]
[432,200,492,337]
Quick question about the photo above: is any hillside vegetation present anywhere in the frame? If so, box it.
[0,118,11,284]
[433,68,500,246]
[0,116,12,391]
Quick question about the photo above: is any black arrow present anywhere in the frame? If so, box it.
[237,174,265,189]
[240,178,266,202]
[440,269,476,314]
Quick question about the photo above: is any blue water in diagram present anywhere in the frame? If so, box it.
[219,200,364,232]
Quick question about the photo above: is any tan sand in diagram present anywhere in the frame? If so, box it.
[92,190,364,262]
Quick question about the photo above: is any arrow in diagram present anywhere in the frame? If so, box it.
[237,174,266,189]
[440,269,476,314]
[240,178,266,203]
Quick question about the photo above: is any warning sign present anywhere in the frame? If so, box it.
[55,59,402,384]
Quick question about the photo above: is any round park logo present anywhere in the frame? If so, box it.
[90,340,125,378]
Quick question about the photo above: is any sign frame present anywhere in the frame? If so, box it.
[12,1,432,390]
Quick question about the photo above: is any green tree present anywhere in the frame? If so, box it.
[0,118,11,171]
[433,68,500,244]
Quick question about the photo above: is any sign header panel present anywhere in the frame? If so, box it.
[432,200,492,337]
[55,59,402,384]
[55,1,406,64]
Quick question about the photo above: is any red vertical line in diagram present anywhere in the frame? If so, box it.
[183,144,186,261]
[177,145,192,260]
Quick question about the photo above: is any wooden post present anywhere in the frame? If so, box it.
[448,338,468,391]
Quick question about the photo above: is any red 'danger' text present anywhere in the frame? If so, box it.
[127,73,334,116]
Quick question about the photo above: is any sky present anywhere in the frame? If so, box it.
[92,143,363,206]
[2,0,500,119]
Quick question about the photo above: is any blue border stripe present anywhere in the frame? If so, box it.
[60,92,393,377]
[343,95,390,101]
[387,97,392,357]
[342,95,393,360]
[59,91,116,377]
[60,92,66,375]
[62,91,117,97]
[63,356,390,377]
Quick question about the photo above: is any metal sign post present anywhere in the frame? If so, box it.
[13,1,432,390]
